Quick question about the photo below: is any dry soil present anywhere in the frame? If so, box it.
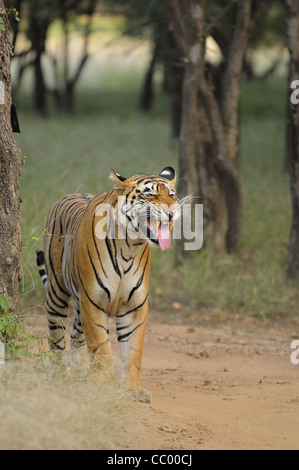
[115,319,299,450]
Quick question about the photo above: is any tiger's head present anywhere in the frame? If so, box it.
[110,167,181,251]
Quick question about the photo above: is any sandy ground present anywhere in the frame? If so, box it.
[113,320,299,450]
[24,314,299,450]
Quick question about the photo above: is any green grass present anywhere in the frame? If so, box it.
[16,69,299,323]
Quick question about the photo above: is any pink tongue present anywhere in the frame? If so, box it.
[158,224,172,252]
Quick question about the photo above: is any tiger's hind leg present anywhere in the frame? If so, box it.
[70,302,86,370]
[45,283,70,365]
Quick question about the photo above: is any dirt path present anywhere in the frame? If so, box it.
[115,321,299,450]
[26,315,299,450]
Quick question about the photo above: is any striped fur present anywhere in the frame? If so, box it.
[37,167,180,402]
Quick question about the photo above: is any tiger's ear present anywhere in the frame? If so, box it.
[160,167,176,184]
[109,169,127,188]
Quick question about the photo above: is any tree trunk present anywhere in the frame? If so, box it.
[284,61,293,173]
[28,9,49,116]
[163,30,184,139]
[168,0,206,260]
[221,0,251,163]
[285,0,299,279]
[178,0,206,200]
[219,0,252,253]
[166,0,251,255]
[62,0,95,114]
[33,49,47,116]
[195,98,226,250]
[168,61,184,139]
[0,1,22,312]
[139,44,158,114]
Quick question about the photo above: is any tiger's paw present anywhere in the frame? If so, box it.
[131,388,152,404]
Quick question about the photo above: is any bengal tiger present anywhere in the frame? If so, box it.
[36,167,180,403]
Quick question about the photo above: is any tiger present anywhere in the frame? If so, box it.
[36,167,181,403]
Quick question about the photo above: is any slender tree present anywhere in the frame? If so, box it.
[285,0,299,279]
[0,1,22,312]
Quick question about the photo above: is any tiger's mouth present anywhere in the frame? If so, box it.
[141,217,173,252]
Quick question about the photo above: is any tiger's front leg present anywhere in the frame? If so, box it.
[116,299,152,403]
[80,293,114,382]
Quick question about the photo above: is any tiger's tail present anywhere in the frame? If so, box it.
[36,249,48,287]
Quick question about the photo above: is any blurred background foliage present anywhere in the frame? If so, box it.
[7,0,299,325]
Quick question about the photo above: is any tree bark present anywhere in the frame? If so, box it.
[216,0,251,253]
[28,8,49,116]
[139,43,158,114]
[166,0,251,254]
[221,0,252,162]
[62,0,96,113]
[0,1,22,312]
[159,24,185,139]
[284,61,293,173]
[285,0,299,279]
[166,0,206,260]
[178,0,206,200]
[196,99,227,251]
